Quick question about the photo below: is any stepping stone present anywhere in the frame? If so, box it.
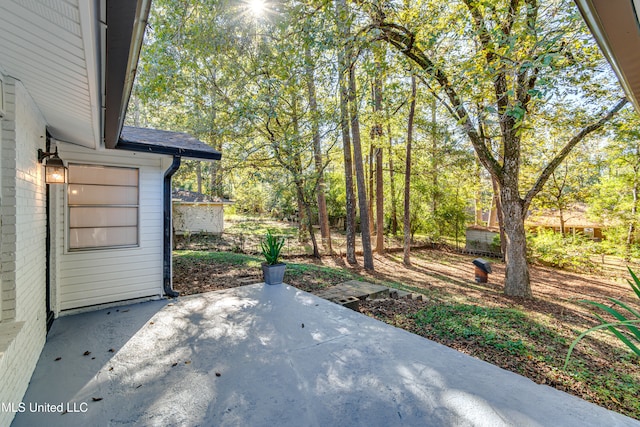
[326,296,359,311]
[332,280,390,300]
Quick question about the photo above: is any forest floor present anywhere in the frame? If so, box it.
[173,248,640,420]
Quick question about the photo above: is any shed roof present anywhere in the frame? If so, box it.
[118,126,222,161]
[172,189,231,204]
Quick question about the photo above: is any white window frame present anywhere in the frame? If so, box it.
[67,163,140,251]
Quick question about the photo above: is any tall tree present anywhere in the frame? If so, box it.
[304,44,332,253]
[349,52,375,270]
[335,0,358,265]
[373,48,385,254]
[366,0,627,296]
[404,75,417,266]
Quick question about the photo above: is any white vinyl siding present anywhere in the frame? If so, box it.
[54,144,166,311]
[68,164,139,250]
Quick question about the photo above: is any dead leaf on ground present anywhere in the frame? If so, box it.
[92,397,103,402]
[54,357,61,361]
[83,351,91,356]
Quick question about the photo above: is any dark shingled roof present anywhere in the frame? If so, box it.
[118,126,222,160]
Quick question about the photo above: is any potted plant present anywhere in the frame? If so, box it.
[261,230,286,285]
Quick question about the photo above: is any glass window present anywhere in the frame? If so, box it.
[68,164,139,250]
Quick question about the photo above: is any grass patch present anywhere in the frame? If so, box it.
[174,250,262,268]
[412,303,545,356]
[224,214,298,236]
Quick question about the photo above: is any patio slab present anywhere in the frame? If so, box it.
[12,284,639,427]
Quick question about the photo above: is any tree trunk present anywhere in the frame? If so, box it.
[291,96,316,255]
[500,183,531,297]
[296,180,320,258]
[474,154,483,225]
[491,177,506,257]
[196,162,203,194]
[388,120,398,235]
[373,50,385,254]
[404,75,416,266]
[348,54,374,270]
[335,0,356,265]
[305,45,332,253]
[627,174,638,257]
[430,97,438,218]
[368,143,375,235]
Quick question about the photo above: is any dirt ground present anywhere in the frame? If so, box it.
[173,248,640,419]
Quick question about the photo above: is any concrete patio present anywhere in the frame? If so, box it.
[12,284,640,427]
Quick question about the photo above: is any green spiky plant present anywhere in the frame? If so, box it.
[260,230,285,265]
[564,267,640,368]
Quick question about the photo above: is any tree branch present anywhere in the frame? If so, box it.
[371,21,503,181]
[523,98,628,211]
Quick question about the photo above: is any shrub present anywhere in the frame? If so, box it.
[527,229,597,271]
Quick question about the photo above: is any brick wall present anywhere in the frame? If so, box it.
[0,78,48,427]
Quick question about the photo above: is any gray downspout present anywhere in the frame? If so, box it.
[163,155,181,298]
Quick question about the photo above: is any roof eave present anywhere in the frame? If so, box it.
[103,0,152,149]
[574,0,640,112]
[117,140,222,161]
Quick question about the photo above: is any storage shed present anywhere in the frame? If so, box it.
[465,226,501,255]
[172,189,232,235]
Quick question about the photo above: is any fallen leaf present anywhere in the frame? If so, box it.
[136,384,142,389]
[149,321,154,325]
[172,362,178,367]
[108,367,114,371]
[107,312,111,315]
[91,357,96,360]
[92,397,103,402]
[215,372,221,377]
[83,351,91,356]
[301,323,304,328]
[611,396,621,404]
[108,348,115,353]
[185,360,191,365]
[54,357,62,361]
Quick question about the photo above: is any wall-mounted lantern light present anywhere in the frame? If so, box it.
[37,148,67,184]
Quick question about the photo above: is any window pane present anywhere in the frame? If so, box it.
[69,227,138,249]
[68,165,138,186]
[68,185,138,205]
[69,207,137,228]
[67,164,140,250]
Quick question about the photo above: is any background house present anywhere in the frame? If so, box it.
[526,204,605,240]
[172,189,233,235]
